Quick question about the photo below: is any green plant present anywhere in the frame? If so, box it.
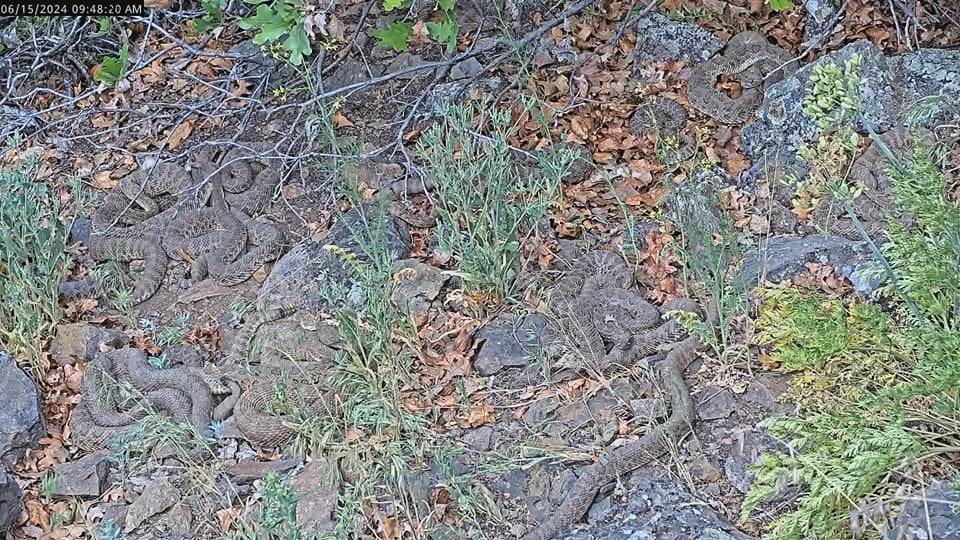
[767,0,795,10]
[239,0,312,66]
[662,175,748,361]
[375,0,459,52]
[0,151,71,377]
[743,134,960,539]
[95,523,123,540]
[803,54,864,131]
[415,102,567,303]
[93,42,129,86]
[193,0,227,32]
[226,471,309,540]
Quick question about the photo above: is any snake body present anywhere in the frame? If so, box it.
[687,31,796,124]
[524,251,715,539]
[62,143,285,305]
[521,312,711,540]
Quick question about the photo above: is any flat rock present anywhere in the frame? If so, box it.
[474,313,546,376]
[0,470,22,533]
[740,234,874,286]
[392,259,448,316]
[124,478,180,533]
[724,429,791,495]
[225,458,300,484]
[290,458,338,536]
[695,386,739,421]
[49,322,129,366]
[0,352,44,468]
[888,479,960,540]
[461,426,495,451]
[50,450,112,497]
[633,13,723,64]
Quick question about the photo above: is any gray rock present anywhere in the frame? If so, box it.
[461,426,495,451]
[887,480,960,540]
[0,351,44,468]
[633,13,723,64]
[385,53,430,80]
[0,470,22,533]
[450,57,484,80]
[554,466,751,540]
[630,398,668,421]
[49,450,112,497]
[69,217,92,245]
[124,478,180,533]
[474,313,546,376]
[802,0,841,47]
[259,206,410,313]
[742,41,960,194]
[695,386,738,421]
[898,49,960,128]
[290,458,339,536]
[224,458,299,484]
[740,234,874,285]
[323,60,384,93]
[724,429,791,495]
[392,259,448,316]
[49,323,128,366]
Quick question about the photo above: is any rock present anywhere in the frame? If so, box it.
[688,455,724,483]
[523,396,561,426]
[554,465,749,540]
[633,13,724,64]
[385,53,430,80]
[258,206,410,314]
[461,426,495,451]
[154,502,193,537]
[802,0,841,47]
[898,49,960,128]
[392,259,448,316]
[0,351,44,468]
[225,459,300,484]
[887,480,960,540]
[428,77,502,113]
[740,234,874,285]
[695,386,738,421]
[724,429,791,495]
[68,217,91,245]
[0,470,23,533]
[49,450,112,497]
[290,458,338,536]
[742,41,960,193]
[324,60,384,93]
[474,313,547,376]
[49,322,129,366]
[450,57,483,79]
[124,478,180,533]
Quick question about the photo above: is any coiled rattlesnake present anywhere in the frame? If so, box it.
[61,143,285,304]
[687,31,797,124]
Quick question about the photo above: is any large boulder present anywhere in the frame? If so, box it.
[0,352,44,468]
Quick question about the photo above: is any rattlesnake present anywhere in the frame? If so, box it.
[687,31,797,124]
[524,251,714,540]
[62,143,285,304]
[68,347,238,451]
[544,251,697,373]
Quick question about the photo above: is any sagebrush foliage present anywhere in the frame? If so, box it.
[0,152,70,377]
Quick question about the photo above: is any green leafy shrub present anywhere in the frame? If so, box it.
[744,141,960,539]
[238,0,312,66]
[415,102,571,303]
[0,152,70,377]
